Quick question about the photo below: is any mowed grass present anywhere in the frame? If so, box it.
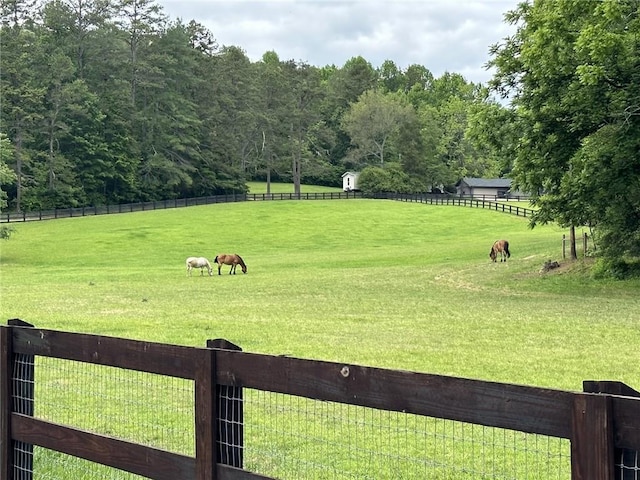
[246,181,342,194]
[1,199,640,393]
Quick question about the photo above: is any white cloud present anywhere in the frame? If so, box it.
[158,0,519,84]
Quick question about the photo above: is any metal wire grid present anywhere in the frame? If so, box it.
[12,353,35,480]
[217,385,244,467]
[35,357,195,454]
[13,441,34,480]
[617,449,640,480]
[32,449,148,480]
[240,389,571,480]
[13,356,195,479]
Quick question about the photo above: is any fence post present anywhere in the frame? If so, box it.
[1,319,35,480]
[194,345,216,480]
[571,393,615,479]
[583,232,588,257]
[207,339,243,470]
[0,322,10,478]
[583,381,640,479]
[562,234,566,259]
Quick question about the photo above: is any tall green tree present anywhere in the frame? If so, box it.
[281,61,326,196]
[323,56,378,169]
[254,51,287,192]
[198,45,256,194]
[402,64,434,93]
[489,0,640,272]
[41,0,115,79]
[378,59,403,93]
[134,20,206,199]
[0,20,47,211]
[341,89,413,167]
[117,0,166,105]
[466,95,518,177]
[0,133,17,210]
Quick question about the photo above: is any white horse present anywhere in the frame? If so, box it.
[186,257,213,276]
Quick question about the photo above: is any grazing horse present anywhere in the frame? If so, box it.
[186,257,213,276]
[213,254,247,275]
[489,240,511,262]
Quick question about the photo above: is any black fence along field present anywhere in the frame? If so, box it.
[0,192,535,223]
[2,321,640,479]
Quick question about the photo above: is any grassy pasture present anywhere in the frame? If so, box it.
[246,181,342,194]
[1,198,639,392]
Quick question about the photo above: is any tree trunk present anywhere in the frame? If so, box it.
[262,131,271,195]
[291,124,301,198]
[14,127,23,213]
[570,225,578,260]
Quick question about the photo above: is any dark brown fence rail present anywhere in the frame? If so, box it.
[376,192,535,217]
[0,191,534,223]
[1,321,639,479]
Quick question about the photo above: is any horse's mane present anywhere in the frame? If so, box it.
[235,254,245,266]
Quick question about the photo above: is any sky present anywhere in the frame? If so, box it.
[156,0,521,86]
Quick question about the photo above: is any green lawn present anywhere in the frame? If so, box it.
[1,199,638,392]
[246,181,342,194]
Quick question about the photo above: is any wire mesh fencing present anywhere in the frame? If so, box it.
[235,389,571,480]
[616,449,640,480]
[18,357,194,479]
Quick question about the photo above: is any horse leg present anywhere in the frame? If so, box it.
[218,265,222,275]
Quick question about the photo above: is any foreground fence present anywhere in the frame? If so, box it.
[0,192,534,223]
[2,320,638,479]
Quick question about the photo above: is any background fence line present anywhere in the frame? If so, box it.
[2,322,639,479]
[0,192,534,223]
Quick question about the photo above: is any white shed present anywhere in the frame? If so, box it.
[341,171,360,192]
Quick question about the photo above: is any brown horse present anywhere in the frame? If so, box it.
[489,240,511,262]
[213,254,247,275]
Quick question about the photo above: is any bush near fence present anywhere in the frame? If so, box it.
[2,321,640,480]
[0,192,534,223]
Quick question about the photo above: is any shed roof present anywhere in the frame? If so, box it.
[341,171,360,178]
[457,177,512,188]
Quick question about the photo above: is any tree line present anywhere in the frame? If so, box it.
[0,0,502,213]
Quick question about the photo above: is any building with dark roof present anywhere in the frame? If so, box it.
[455,177,522,199]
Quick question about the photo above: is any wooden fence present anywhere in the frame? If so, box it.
[0,192,534,223]
[1,320,640,479]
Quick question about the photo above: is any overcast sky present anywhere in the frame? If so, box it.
[156,0,520,86]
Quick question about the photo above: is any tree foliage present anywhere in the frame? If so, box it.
[488,0,640,274]
[1,0,501,211]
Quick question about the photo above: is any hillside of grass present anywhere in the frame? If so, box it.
[1,198,639,392]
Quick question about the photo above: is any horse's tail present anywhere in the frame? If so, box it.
[504,241,511,257]
[213,255,218,264]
